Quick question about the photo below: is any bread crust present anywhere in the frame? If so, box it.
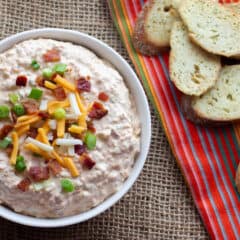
[180,94,240,126]
[132,0,176,56]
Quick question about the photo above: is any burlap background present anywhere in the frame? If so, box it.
[0,1,209,239]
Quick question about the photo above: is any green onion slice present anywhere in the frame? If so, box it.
[0,105,10,119]
[9,93,20,104]
[53,108,66,120]
[31,60,40,70]
[84,131,97,150]
[42,68,54,79]
[15,155,26,172]
[61,179,75,192]
[0,137,12,149]
[13,103,25,116]
[53,63,67,75]
[28,88,43,100]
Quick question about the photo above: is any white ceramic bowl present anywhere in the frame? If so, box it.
[0,28,151,228]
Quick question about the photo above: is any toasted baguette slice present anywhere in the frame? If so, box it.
[181,65,240,123]
[169,21,221,96]
[132,0,181,55]
[179,0,240,58]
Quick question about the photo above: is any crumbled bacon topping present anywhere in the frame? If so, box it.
[53,86,66,100]
[36,76,45,87]
[98,92,109,102]
[28,166,50,182]
[43,48,60,62]
[5,144,13,156]
[48,160,62,176]
[87,121,96,133]
[88,101,108,120]
[38,111,49,119]
[74,144,86,156]
[76,77,91,92]
[81,153,96,169]
[22,99,39,114]
[17,178,31,192]
[11,110,17,123]
[26,128,38,139]
[0,124,13,139]
[16,75,28,86]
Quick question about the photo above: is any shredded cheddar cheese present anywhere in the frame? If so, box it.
[78,112,87,128]
[16,125,30,137]
[38,128,50,145]
[47,99,70,114]
[53,75,75,92]
[24,143,51,160]
[10,132,19,165]
[15,115,41,129]
[17,114,38,123]
[74,92,86,113]
[52,151,64,166]
[68,125,85,135]
[63,157,79,177]
[42,120,50,133]
[57,118,65,138]
[44,80,57,90]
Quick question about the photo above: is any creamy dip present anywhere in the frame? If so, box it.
[0,39,140,218]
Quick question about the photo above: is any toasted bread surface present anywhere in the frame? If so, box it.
[132,0,180,55]
[188,65,240,122]
[169,21,221,96]
[179,0,240,58]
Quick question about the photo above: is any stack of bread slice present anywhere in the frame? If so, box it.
[133,0,240,125]
[133,0,240,192]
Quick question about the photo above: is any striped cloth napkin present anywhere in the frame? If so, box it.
[108,0,240,239]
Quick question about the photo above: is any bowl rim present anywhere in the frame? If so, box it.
[0,28,151,228]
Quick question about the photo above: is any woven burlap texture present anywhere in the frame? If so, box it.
[0,1,208,239]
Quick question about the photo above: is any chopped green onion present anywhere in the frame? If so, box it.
[0,105,10,119]
[0,137,12,149]
[31,60,40,70]
[84,132,97,150]
[9,93,20,104]
[42,68,54,79]
[13,103,25,116]
[53,63,67,75]
[61,179,75,192]
[15,155,26,172]
[28,88,43,100]
[53,108,66,120]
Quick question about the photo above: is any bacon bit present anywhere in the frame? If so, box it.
[98,92,109,102]
[43,48,60,62]
[17,178,31,192]
[38,111,49,120]
[81,153,95,169]
[48,160,62,176]
[53,86,66,100]
[36,76,45,87]
[88,101,108,120]
[74,144,86,155]
[6,144,13,156]
[0,124,14,139]
[26,128,38,138]
[87,121,96,133]
[22,99,39,114]
[16,75,28,87]
[29,166,50,182]
[11,110,17,123]
[76,77,91,92]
